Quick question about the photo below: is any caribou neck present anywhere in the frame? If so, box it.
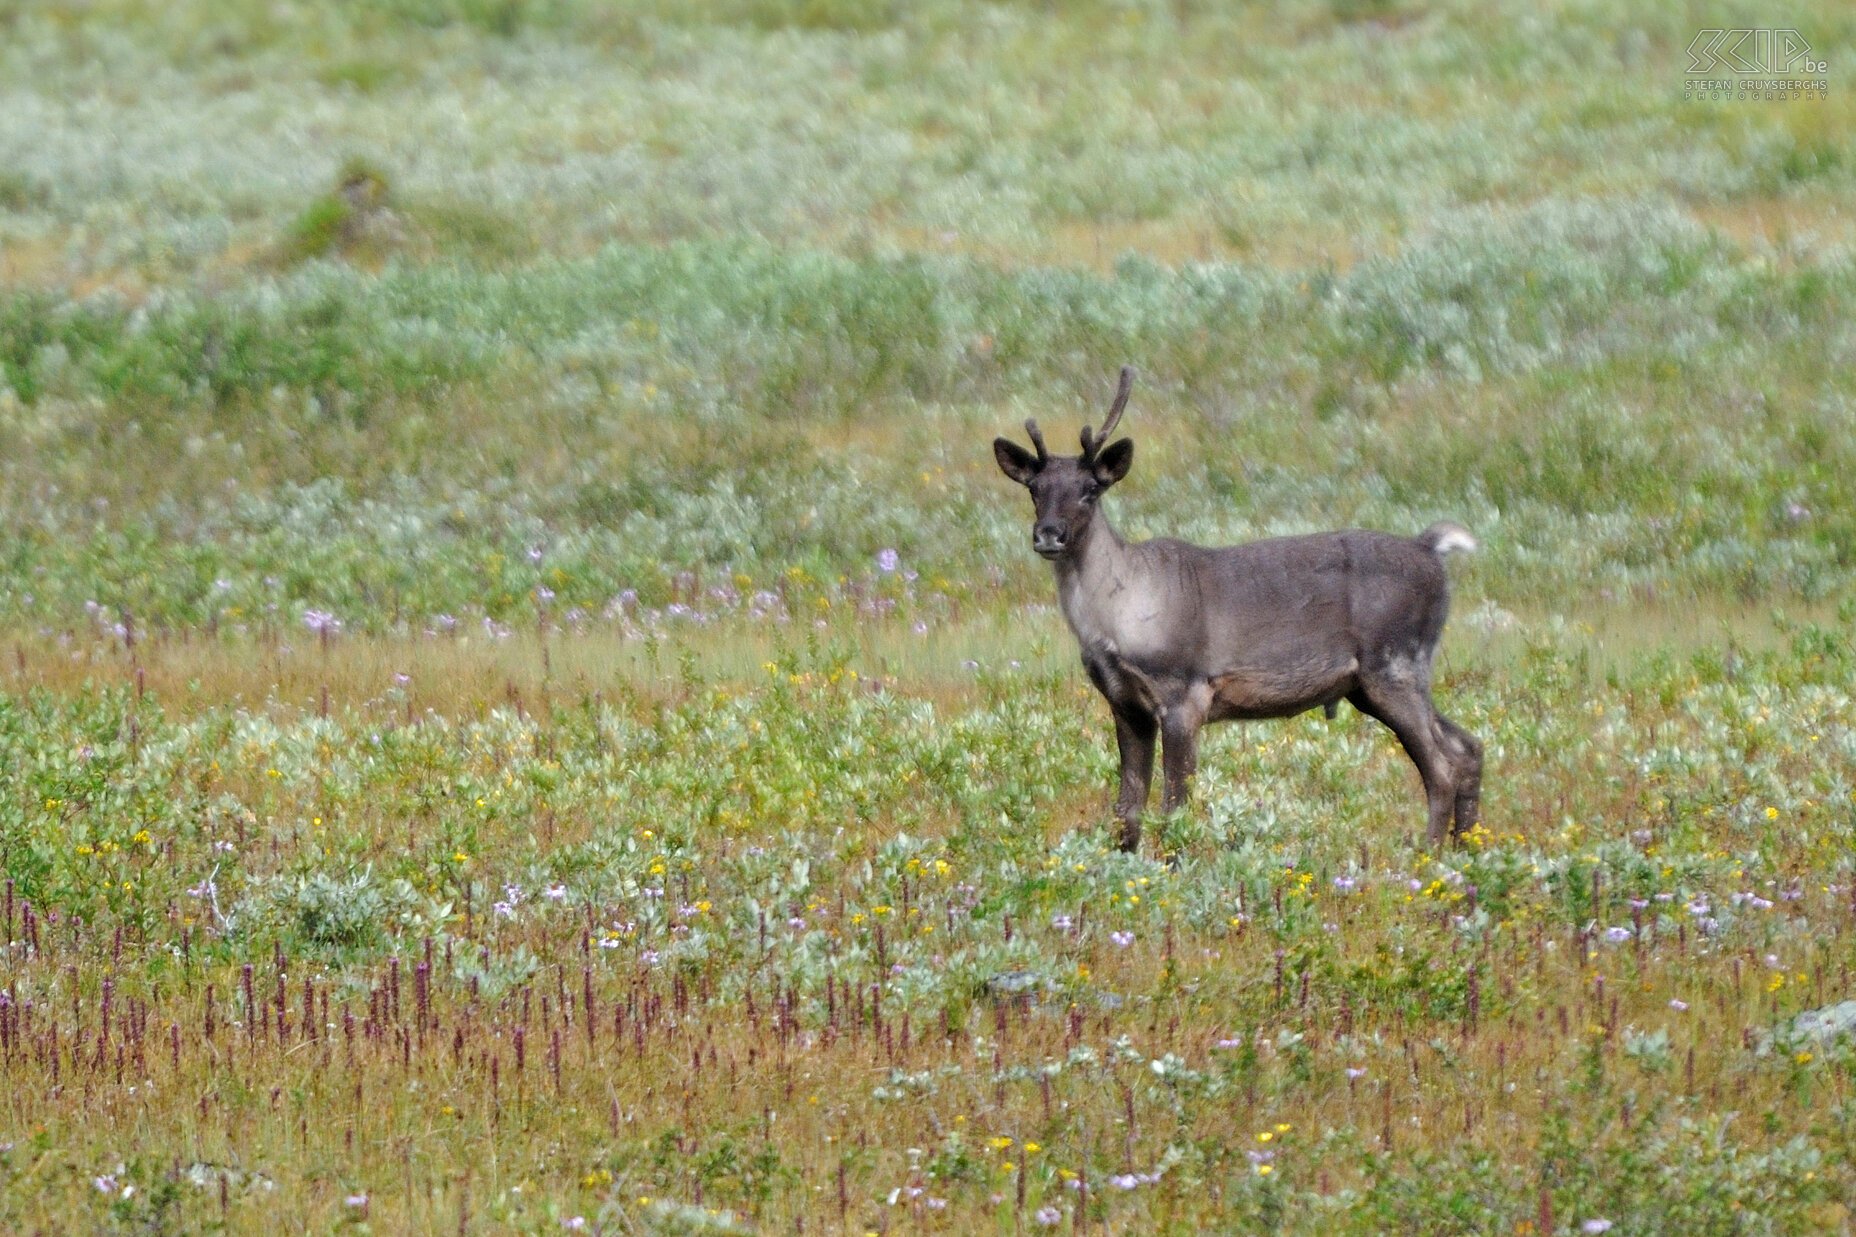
[1051,508,1144,649]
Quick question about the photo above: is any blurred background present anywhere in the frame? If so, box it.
[2,0,1852,650]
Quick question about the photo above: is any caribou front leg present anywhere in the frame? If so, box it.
[1111,704,1157,852]
[1158,686,1210,815]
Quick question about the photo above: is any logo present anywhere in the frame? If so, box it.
[1684,29,1828,101]
[1686,29,1823,75]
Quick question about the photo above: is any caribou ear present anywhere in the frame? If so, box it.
[994,437,1041,486]
[1092,438,1134,488]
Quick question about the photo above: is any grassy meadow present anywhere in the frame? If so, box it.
[4,0,1856,1231]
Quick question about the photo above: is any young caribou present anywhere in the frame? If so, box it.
[993,367,1482,852]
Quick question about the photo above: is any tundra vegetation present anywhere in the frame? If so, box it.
[3,0,1856,1231]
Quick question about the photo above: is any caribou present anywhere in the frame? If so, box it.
[993,367,1482,852]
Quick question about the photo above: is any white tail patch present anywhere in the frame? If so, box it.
[1423,521,1478,556]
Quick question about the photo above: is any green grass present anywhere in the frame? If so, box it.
[3,0,1856,1230]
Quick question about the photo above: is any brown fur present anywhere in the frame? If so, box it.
[995,369,1481,852]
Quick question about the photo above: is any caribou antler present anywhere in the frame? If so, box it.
[1022,418,1049,464]
[1080,365,1135,461]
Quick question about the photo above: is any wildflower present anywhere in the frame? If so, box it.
[345,1194,368,1208]
[1109,1174,1139,1191]
[492,901,515,919]
[93,1175,118,1194]
[1669,999,1689,1011]
[877,549,900,573]
[563,1220,587,1231]
[989,1137,1014,1151]
[544,884,567,901]
[1214,1037,1243,1050]
[1603,926,1632,943]
[1332,875,1357,892]
[640,950,660,965]
[1346,1067,1368,1080]
[1110,930,1134,948]
[1035,1206,1062,1225]
[302,609,342,635]
[1582,1222,1613,1235]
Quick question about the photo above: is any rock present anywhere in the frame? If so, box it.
[985,970,1040,998]
[1788,1000,1856,1045]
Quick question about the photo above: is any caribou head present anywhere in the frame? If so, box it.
[993,366,1135,561]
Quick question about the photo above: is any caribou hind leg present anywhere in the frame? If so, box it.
[1436,713,1483,838]
[1349,673,1459,849]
